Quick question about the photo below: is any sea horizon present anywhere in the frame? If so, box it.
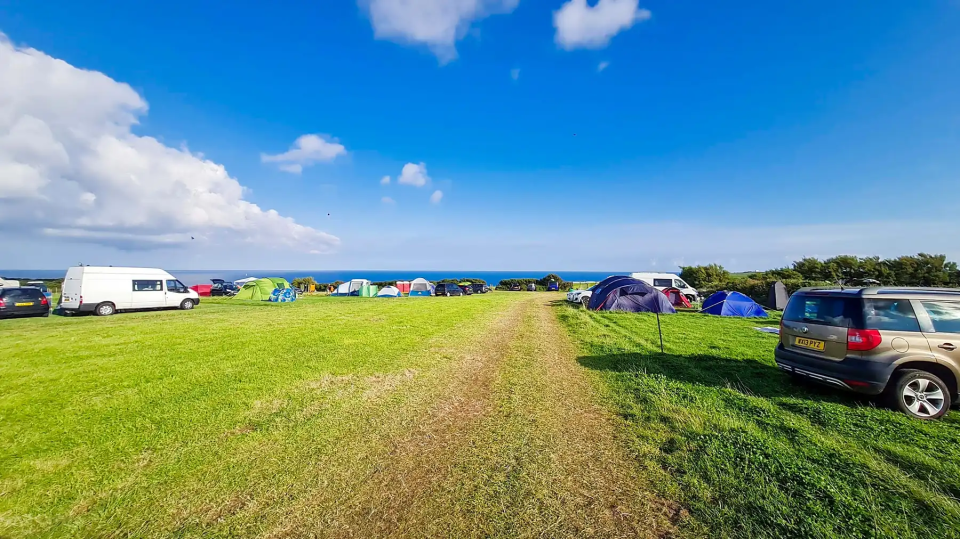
[0,269,664,286]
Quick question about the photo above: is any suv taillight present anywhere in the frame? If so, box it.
[0,298,5,308]
[40,296,48,306]
[847,329,882,351]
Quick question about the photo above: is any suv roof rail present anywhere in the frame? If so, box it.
[797,286,960,296]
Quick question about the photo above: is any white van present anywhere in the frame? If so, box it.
[630,272,700,302]
[60,266,200,316]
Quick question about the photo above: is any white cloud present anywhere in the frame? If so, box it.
[361,0,519,62]
[380,175,391,185]
[554,0,651,50]
[381,196,396,205]
[597,60,610,72]
[261,133,346,174]
[0,34,339,253]
[510,68,520,81]
[398,162,430,187]
[430,190,443,204]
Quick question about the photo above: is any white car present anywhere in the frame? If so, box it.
[567,286,595,306]
[60,266,200,316]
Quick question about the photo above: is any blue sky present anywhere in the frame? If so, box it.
[1,1,958,271]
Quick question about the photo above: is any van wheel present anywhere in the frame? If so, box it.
[885,369,950,420]
[95,302,116,316]
[180,299,195,310]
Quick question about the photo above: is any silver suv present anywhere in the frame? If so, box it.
[775,287,960,420]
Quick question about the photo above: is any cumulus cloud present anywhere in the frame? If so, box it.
[0,34,339,253]
[381,196,396,205]
[430,190,443,204]
[380,175,391,185]
[597,60,610,72]
[360,0,519,62]
[510,68,520,81]
[261,134,346,174]
[554,0,651,50]
[398,162,430,187]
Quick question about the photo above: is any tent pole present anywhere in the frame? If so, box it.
[657,311,664,353]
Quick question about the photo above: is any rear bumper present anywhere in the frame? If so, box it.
[774,344,894,395]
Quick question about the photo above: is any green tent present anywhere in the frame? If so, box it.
[358,284,379,297]
[234,278,278,301]
[267,277,291,290]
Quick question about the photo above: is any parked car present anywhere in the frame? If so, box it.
[526,283,536,292]
[210,279,239,296]
[0,287,50,318]
[436,283,464,297]
[775,287,960,420]
[471,283,489,294]
[509,283,522,291]
[59,266,200,316]
[631,272,700,303]
[547,280,559,291]
[567,284,597,306]
[25,281,54,302]
[459,284,474,295]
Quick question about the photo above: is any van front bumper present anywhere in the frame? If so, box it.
[774,344,893,396]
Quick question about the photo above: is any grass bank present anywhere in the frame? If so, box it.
[556,304,960,538]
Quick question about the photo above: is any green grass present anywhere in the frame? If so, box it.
[556,305,960,539]
[0,294,520,537]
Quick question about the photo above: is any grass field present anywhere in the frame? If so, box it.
[557,304,960,538]
[3,294,960,538]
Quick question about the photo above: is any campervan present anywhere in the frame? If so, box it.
[0,279,20,289]
[630,272,700,302]
[59,266,200,316]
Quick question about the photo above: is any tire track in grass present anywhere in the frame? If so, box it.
[372,297,680,538]
[261,296,535,538]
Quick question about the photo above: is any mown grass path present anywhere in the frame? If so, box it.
[1,293,671,538]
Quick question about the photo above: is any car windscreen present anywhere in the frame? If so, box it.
[783,295,864,328]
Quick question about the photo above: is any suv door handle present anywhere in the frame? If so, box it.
[939,343,957,351]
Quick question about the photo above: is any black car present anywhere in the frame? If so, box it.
[0,287,50,319]
[436,283,464,296]
[510,284,522,291]
[471,283,489,294]
[211,279,239,296]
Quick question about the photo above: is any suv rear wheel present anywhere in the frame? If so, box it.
[886,369,951,420]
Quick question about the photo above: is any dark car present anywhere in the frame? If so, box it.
[510,284,522,291]
[471,283,489,294]
[211,279,239,296]
[0,287,50,319]
[459,284,474,295]
[436,283,464,296]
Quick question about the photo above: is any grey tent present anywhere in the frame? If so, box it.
[768,281,789,310]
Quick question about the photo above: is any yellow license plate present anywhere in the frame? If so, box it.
[15,302,34,307]
[795,337,825,351]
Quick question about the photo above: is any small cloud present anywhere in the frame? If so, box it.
[380,175,391,185]
[597,61,610,72]
[430,190,443,204]
[398,162,430,187]
[554,0,651,50]
[381,196,396,205]
[261,134,347,174]
[510,68,520,81]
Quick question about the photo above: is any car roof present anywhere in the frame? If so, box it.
[797,286,960,300]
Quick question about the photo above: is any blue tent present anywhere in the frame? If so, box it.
[701,291,768,317]
[589,277,677,313]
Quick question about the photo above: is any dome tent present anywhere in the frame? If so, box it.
[409,278,434,297]
[234,278,279,301]
[267,277,292,290]
[589,277,676,313]
[701,291,768,317]
[377,286,402,297]
[661,287,692,308]
[332,279,371,296]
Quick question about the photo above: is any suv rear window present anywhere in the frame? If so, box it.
[863,299,921,332]
[783,295,862,328]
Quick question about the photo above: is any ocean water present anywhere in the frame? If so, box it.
[1,269,628,286]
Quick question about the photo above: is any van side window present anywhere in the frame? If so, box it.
[863,299,921,332]
[921,302,960,333]
[133,280,162,292]
[674,279,688,288]
[653,279,673,287]
[166,280,187,293]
